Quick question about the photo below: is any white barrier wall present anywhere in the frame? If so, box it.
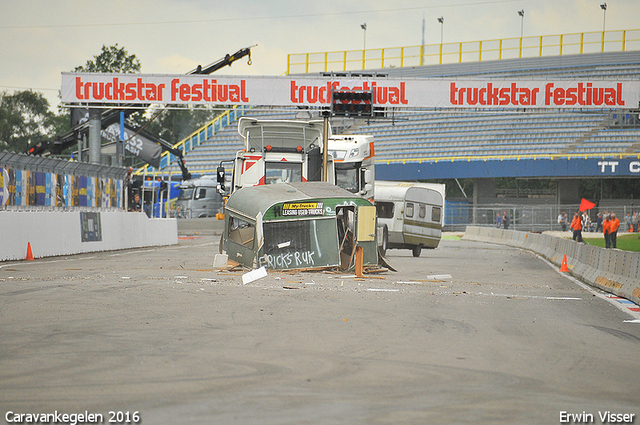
[463,226,640,306]
[0,211,177,261]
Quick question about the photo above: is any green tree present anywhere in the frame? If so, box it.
[0,90,57,153]
[75,44,141,73]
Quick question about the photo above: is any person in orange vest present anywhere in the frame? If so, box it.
[602,214,611,248]
[570,212,583,243]
[609,213,620,248]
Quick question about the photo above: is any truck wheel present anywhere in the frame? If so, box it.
[412,245,422,257]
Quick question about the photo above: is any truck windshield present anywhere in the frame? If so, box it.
[178,187,194,200]
[335,163,361,193]
[265,162,302,184]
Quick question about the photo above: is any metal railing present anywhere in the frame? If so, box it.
[376,151,640,167]
[445,202,639,233]
[287,29,640,74]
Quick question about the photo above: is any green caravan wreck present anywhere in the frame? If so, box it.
[222,182,378,271]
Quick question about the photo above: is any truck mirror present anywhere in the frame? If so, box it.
[217,166,225,183]
[363,183,373,194]
[364,169,372,184]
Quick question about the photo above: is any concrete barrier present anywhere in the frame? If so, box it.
[463,226,640,306]
[0,211,177,261]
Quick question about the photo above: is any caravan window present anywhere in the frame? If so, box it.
[375,201,394,219]
[228,215,255,248]
[432,206,442,223]
[406,203,414,218]
[419,204,426,218]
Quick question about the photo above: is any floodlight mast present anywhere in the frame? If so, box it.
[518,10,525,38]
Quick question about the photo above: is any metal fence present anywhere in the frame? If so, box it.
[445,201,639,233]
[0,151,128,211]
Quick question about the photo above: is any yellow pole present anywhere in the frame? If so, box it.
[539,36,543,57]
[519,37,523,58]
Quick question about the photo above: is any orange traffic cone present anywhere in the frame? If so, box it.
[559,254,569,272]
[25,242,34,261]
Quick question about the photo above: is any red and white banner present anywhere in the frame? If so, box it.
[61,72,640,109]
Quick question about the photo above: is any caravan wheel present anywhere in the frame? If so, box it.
[379,225,389,257]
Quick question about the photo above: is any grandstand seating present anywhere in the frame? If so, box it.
[154,50,640,178]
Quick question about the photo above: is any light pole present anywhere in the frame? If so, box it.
[600,3,607,52]
[518,10,525,38]
[437,17,444,45]
[361,23,367,51]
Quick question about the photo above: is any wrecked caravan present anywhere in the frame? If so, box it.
[222,182,378,270]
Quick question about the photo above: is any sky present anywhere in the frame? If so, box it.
[1,0,638,111]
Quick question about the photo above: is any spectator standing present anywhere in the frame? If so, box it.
[602,214,611,248]
[625,213,632,232]
[581,211,591,232]
[609,213,620,249]
[632,212,639,233]
[503,211,510,230]
[558,211,567,231]
[596,212,603,233]
[570,212,583,242]
[496,213,502,228]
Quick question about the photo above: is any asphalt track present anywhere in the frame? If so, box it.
[1,230,639,425]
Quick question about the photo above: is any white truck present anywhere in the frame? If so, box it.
[327,134,375,201]
[174,175,224,218]
[374,181,446,257]
[219,117,335,194]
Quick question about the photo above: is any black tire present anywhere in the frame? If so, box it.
[412,245,422,257]
[379,225,389,257]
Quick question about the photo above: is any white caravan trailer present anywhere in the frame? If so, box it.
[374,181,445,257]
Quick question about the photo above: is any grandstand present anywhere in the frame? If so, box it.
[151,49,640,178]
[143,34,640,229]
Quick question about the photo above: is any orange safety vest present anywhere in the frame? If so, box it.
[609,218,620,233]
[602,220,611,234]
[571,216,582,230]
